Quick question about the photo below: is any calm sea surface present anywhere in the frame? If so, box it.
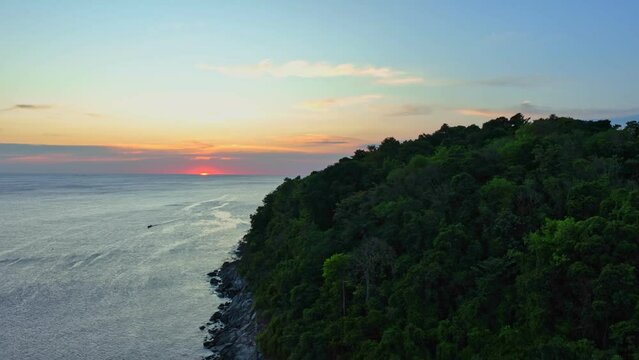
[0,174,280,359]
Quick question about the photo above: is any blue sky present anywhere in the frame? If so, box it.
[0,0,638,174]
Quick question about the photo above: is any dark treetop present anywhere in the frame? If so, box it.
[236,115,639,359]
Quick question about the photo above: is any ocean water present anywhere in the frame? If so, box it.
[0,174,280,359]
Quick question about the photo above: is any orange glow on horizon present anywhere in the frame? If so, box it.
[178,165,227,176]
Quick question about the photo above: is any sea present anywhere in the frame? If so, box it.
[0,174,281,359]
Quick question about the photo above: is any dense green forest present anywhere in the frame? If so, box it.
[237,115,639,359]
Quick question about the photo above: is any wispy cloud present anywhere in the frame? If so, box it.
[0,143,351,176]
[110,142,314,155]
[198,59,552,89]
[456,101,548,118]
[377,77,425,85]
[469,76,545,88]
[108,134,362,155]
[381,103,432,117]
[0,144,141,164]
[279,134,362,148]
[457,108,507,118]
[299,94,382,111]
[456,101,639,119]
[2,104,54,111]
[0,104,108,120]
[190,155,239,161]
[298,96,432,118]
[3,154,143,164]
[199,59,424,85]
[436,76,548,88]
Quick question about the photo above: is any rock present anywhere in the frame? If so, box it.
[209,311,222,322]
[199,325,206,331]
[203,260,263,359]
[203,337,217,349]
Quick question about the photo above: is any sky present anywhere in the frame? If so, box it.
[1,0,638,175]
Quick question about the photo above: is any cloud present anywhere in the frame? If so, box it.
[457,108,507,118]
[299,96,432,118]
[437,76,547,88]
[0,143,351,176]
[470,76,545,88]
[382,104,432,117]
[190,155,239,161]
[456,101,545,118]
[199,59,424,85]
[277,134,363,149]
[299,94,383,111]
[568,106,639,119]
[2,104,54,111]
[3,154,143,163]
[456,101,639,120]
[0,104,109,120]
[108,134,363,155]
[0,144,142,164]
[0,130,365,176]
[377,77,425,85]
[198,59,554,89]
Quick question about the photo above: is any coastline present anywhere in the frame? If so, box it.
[202,260,263,360]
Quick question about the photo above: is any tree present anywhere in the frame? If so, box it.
[353,237,395,304]
[323,253,352,316]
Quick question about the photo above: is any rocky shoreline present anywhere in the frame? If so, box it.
[201,260,263,360]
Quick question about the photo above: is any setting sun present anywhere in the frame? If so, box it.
[199,172,209,176]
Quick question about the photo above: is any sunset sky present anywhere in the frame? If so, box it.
[1,0,638,175]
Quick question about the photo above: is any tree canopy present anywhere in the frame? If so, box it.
[237,115,639,359]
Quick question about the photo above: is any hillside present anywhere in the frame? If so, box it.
[237,114,639,359]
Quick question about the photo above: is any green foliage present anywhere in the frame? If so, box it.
[236,116,639,359]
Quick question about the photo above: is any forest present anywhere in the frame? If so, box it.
[237,115,639,359]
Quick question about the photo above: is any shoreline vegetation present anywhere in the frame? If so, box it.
[206,115,639,359]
